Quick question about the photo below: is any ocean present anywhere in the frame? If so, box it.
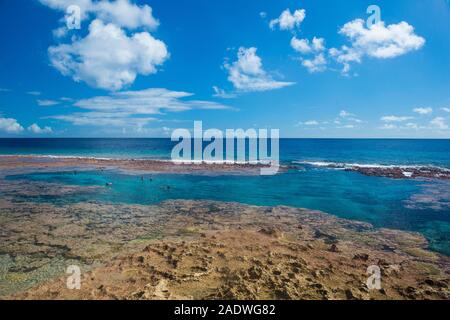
[1,138,450,255]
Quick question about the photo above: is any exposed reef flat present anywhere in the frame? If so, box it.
[1,198,448,300]
[295,161,450,180]
[0,155,272,175]
[348,166,450,180]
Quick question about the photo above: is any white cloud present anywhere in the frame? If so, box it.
[40,0,159,30]
[336,110,364,127]
[49,88,232,129]
[297,120,320,126]
[212,86,236,99]
[378,120,450,131]
[291,36,327,72]
[269,8,305,31]
[259,12,267,18]
[40,1,167,91]
[28,123,53,134]
[291,36,325,53]
[225,47,294,92]
[92,0,159,30]
[0,117,24,133]
[379,122,421,130]
[53,26,68,38]
[405,123,419,129]
[441,107,450,113]
[0,88,11,92]
[340,19,425,58]
[290,37,312,54]
[301,53,327,73]
[298,110,364,130]
[380,123,397,130]
[73,88,230,114]
[339,110,355,118]
[312,37,325,51]
[37,99,60,106]
[430,117,448,130]
[381,115,413,122]
[49,19,168,91]
[413,107,433,115]
[331,19,425,73]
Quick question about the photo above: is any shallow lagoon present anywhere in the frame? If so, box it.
[6,167,450,256]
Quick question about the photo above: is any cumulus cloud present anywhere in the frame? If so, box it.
[301,53,327,73]
[28,123,53,134]
[290,37,312,54]
[225,47,294,92]
[269,8,305,31]
[49,19,168,91]
[340,20,425,58]
[37,99,60,106]
[41,1,168,91]
[291,37,327,73]
[291,37,325,54]
[0,117,24,133]
[331,19,425,74]
[413,107,433,115]
[381,115,413,122]
[430,117,448,130]
[39,0,159,30]
[441,107,450,113]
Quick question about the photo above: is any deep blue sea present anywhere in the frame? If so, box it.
[1,138,450,255]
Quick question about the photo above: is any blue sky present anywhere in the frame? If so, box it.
[0,0,449,138]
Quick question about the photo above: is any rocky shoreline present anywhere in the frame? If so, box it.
[347,166,450,180]
[0,157,448,300]
[0,155,273,176]
[0,197,448,300]
[296,161,450,180]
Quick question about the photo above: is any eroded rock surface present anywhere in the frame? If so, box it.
[1,200,448,300]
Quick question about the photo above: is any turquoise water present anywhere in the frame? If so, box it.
[1,138,450,255]
[6,167,450,256]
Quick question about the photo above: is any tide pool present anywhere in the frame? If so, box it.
[5,167,450,256]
